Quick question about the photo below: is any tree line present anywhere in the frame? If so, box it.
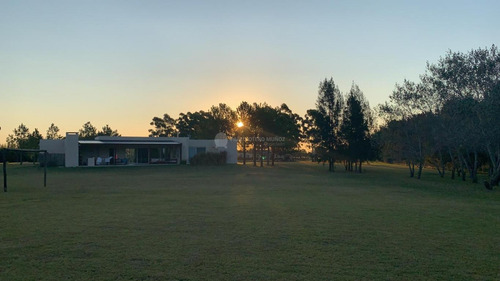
[3,122,120,150]
[149,102,303,166]
[303,79,375,173]
[376,45,499,189]
[3,45,498,189]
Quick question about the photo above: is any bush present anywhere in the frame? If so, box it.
[190,151,227,165]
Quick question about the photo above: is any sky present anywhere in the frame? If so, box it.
[1,0,499,143]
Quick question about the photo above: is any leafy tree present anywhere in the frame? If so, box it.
[234,102,301,166]
[480,82,500,188]
[426,45,499,186]
[6,123,31,148]
[236,101,254,165]
[379,80,435,178]
[46,123,62,139]
[249,103,273,166]
[149,114,178,137]
[304,78,344,172]
[79,122,97,140]
[377,45,500,188]
[176,111,219,139]
[5,124,43,150]
[6,134,16,148]
[98,124,120,137]
[175,105,236,140]
[13,123,30,148]
[209,103,237,137]
[341,83,373,173]
[25,128,43,149]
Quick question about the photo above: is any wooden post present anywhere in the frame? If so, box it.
[44,151,47,187]
[3,150,7,192]
[243,137,246,165]
[267,146,270,166]
[260,143,263,167]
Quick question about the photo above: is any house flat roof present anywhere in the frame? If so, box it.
[79,140,180,145]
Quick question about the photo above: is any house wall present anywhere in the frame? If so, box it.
[39,139,65,154]
[39,139,66,166]
[39,134,237,166]
[167,137,189,163]
[188,139,237,164]
[226,140,237,164]
[65,133,79,167]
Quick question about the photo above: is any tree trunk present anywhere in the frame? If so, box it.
[253,136,257,167]
[266,146,270,166]
[408,161,415,178]
[243,138,246,165]
[434,150,445,178]
[448,148,457,180]
[260,143,264,167]
[457,152,467,181]
[472,150,478,183]
[271,147,275,166]
[328,157,335,172]
[359,161,362,173]
[485,165,500,190]
[417,161,423,179]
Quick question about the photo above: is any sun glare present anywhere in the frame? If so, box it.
[237,121,244,128]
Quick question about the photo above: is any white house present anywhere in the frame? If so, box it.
[40,132,237,167]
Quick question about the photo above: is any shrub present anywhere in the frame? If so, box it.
[190,151,227,165]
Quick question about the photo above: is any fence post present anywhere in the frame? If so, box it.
[44,152,47,187]
[3,150,7,192]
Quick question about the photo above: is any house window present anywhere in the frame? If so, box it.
[126,148,136,164]
[189,147,206,159]
[137,148,148,163]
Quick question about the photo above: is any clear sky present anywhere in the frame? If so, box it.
[1,0,498,143]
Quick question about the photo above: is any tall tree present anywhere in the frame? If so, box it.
[25,128,43,149]
[7,123,31,149]
[5,124,43,149]
[378,45,500,187]
[98,125,120,137]
[176,111,219,139]
[149,114,178,137]
[210,103,237,137]
[305,78,344,172]
[46,123,62,139]
[236,101,254,165]
[79,122,97,140]
[379,81,434,179]
[341,83,373,173]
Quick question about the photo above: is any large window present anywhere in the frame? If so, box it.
[125,148,136,164]
[137,148,149,164]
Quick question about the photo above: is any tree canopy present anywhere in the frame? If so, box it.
[377,45,500,188]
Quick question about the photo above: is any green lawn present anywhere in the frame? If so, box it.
[1,162,499,280]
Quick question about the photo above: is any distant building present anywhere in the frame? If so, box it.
[40,132,237,167]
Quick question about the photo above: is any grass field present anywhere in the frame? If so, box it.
[1,162,499,280]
